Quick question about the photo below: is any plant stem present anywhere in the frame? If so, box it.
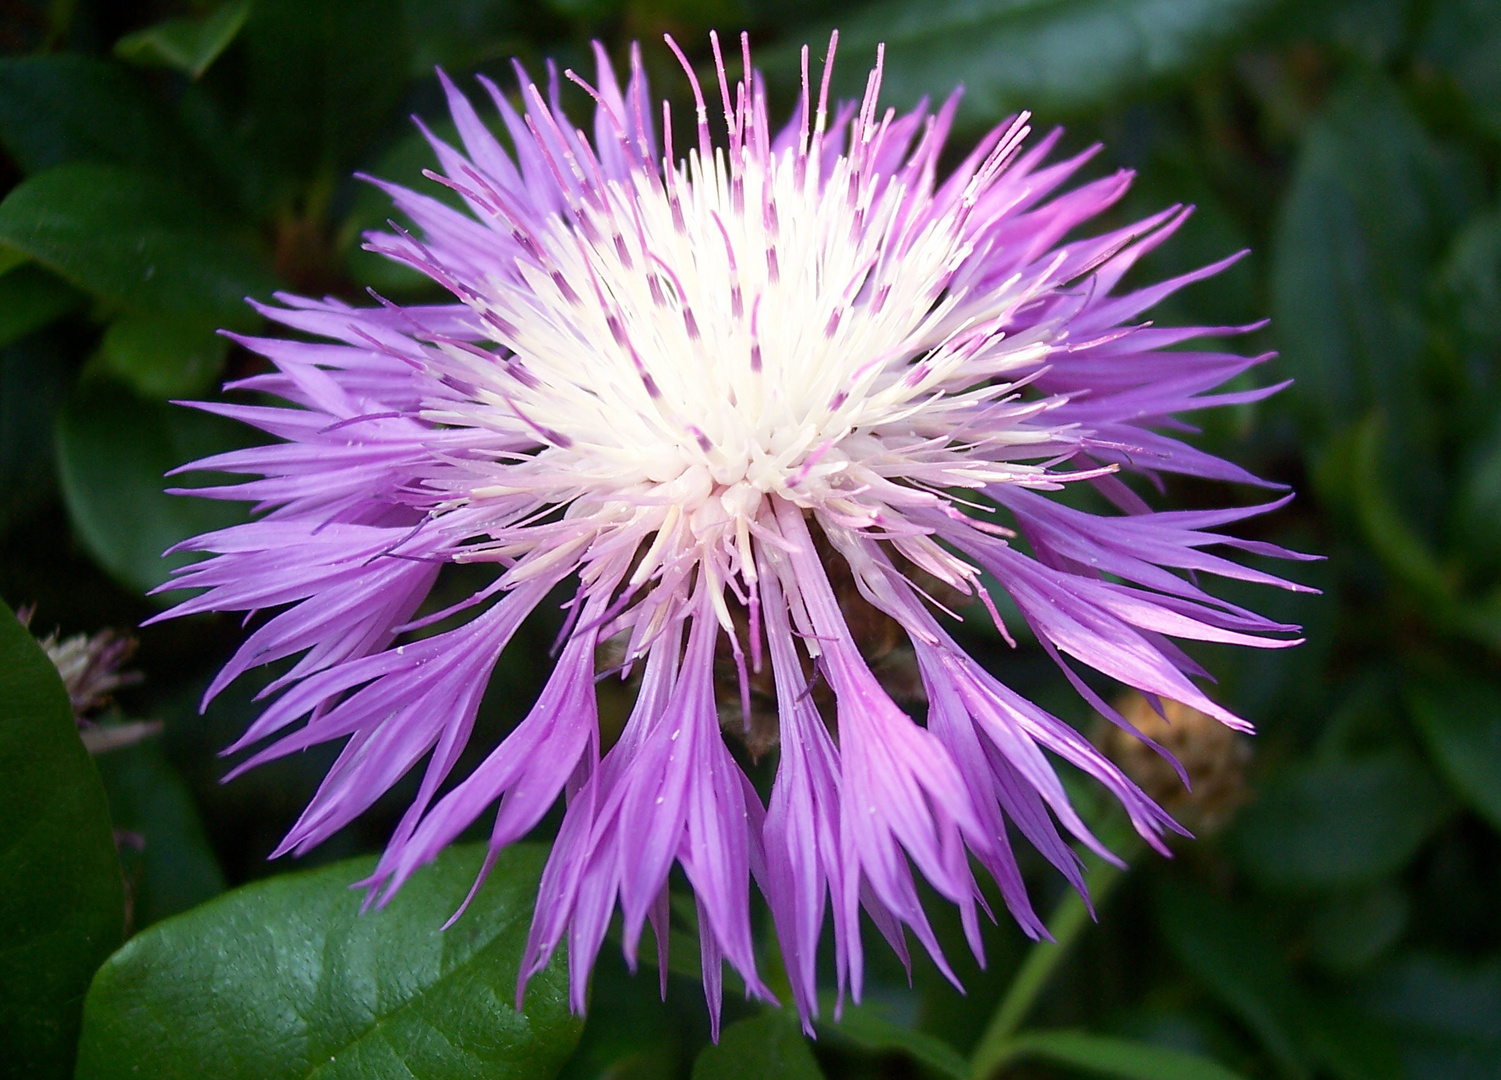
[968,829,1142,1079]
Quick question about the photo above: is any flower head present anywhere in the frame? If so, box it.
[158,33,1312,1032]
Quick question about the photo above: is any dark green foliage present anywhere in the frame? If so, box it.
[0,598,124,1080]
[1,0,1500,1077]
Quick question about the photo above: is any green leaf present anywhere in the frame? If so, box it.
[55,382,252,595]
[1230,751,1452,890]
[0,163,277,327]
[96,312,230,398]
[1308,884,1410,976]
[773,0,1282,129]
[1420,0,1501,138]
[1271,71,1475,447]
[75,843,583,1080]
[692,1011,825,1080]
[0,263,84,348]
[1155,880,1310,1079]
[999,1029,1250,1080]
[815,994,968,1080]
[0,55,212,180]
[113,0,251,80]
[0,597,125,1080]
[241,0,410,200]
[93,737,225,930]
[1359,952,1501,1080]
[1407,674,1501,831]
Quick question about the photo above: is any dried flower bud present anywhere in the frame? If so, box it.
[17,605,142,722]
[1101,693,1252,836]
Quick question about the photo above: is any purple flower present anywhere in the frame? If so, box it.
[158,33,1312,1033]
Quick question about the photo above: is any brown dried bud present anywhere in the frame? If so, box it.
[1100,693,1251,836]
[17,606,142,722]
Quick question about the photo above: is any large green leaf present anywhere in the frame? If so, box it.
[93,738,225,930]
[1230,751,1452,890]
[0,597,125,1080]
[1407,675,1501,832]
[75,843,583,1080]
[0,163,277,327]
[692,1011,825,1080]
[0,55,212,182]
[55,383,252,595]
[114,0,252,80]
[773,0,1282,128]
[998,1029,1250,1080]
[1270,71,1475,458]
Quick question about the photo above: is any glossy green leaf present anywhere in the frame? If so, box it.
[774,0,1281,128]
[1271,71,1475,450]
[0,597,125,1080]
[0,55,211,181]
[999,1029,1250,1080]
[75,843,583,1080]
[815,994,967,1079]
[692,1011,825,1080]
[55,382,252,595]
[0,263,83,347]
[241,0,409,200]
[114,0,251,80]
[93,737,225,930]
[0,163,276,327]
[1155,880,1310,1079]
[1231,751,1451,890]
[1407,675,1501,831]
[97,312,230,398]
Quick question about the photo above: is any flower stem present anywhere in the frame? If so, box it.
[968,825,1142,1079]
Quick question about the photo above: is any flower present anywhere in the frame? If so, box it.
[157,32,1313,1032]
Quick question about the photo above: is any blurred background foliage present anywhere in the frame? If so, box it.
[0,0,1499,1077]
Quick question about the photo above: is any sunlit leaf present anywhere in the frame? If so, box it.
[75,843,583,1080]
